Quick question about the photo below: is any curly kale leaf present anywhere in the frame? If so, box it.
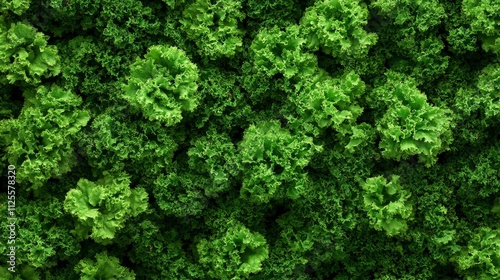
[237,121,322,203]
[245,0,304,34]
[123,45,199,126]
[476,63,500,118]
[453,227,500,279]
[197,220,269,279]
[161,0,187,9]
[0,196,80,269]
[0,19,60,85]
[75,252,135,280]
[373,71,454,166]
[386,35,450,84]
[181,0,245,59]
[78,107,179,177]
[63,172,148,244]
[361,175,413,236]
[153,165,210,217]
[191,67,253,131]
[371,0,445,32]
[250,25,317,79]
[0,0,30,15]
[187,129,238,197]
[0,85,89,189]
[463,0,500,53]
[289,69,374,151]
[300,0,378,59]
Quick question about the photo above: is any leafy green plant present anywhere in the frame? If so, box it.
[237,121,322,203]
[372,71,453,166]
[64,172,148,244]
[122,45,199,126]
[181,0,245,59]
[463,0,500,53]
[0,85,89,189]
[453,227,500,280]
[2,1,500,279]
[153,163,210,217]
[75,252,136,280]
[187,129,238,197]
[78,107,179,176]
[250,25,317,79]
[197,220,269,279]
[300,0,378,59]
[371,0,445,32]
[0,19,60,85]
[289,69,373,152]
[476,63,500,118]
[361,175,413,236]
[0,0,30,15]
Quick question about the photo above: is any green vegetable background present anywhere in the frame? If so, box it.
[1,0,500,279]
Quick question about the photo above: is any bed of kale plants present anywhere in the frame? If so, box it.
[1,0,500,279]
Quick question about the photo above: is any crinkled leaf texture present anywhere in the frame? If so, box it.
[63,172,148,244]
[387,36,450,84]
[78,107,179,176]
[250,25,317,79]
[0,266,40,280]
[0,85,89,189]
[181,0,245,59]
[193,67,252,130]
[75,252,135,280]
[463,0,500,53]
[0,196,80,269]
[161,0,187,8]
[123,45,199,126]
[0,19,60,85]
[238,121,322,203]
[371,0,445,32]
[454,227,500,280]
[153,165,209,217]
[374,71,453,166]
[197,220,269,279]
[476,63,500,118]
[300,0,378,59]
[187,128,238,197]
[0,0,30,15]
[361,175,413,236]
[456,144,500,198]
[453,63,500,122]
[290,69,373,152]
[153,127,237,217]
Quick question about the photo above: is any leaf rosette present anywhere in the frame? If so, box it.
[123,45,199,126]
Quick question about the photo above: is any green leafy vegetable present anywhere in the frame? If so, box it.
[181,0,245,59]
[372,71,453,166]
[463,0,500,53]
[0,85,89,189]
[361,175,413,236]
[123,45,199,126]
[75,252,136,280]
[64,172,148,243]
[300,0,378,59]
[197,219,269,279]
[237,121,322,203]
[0,19,60,85]
[3,1,500,279]
[250,25,317,79]
[453,227,500,279]
[0,0,30,15]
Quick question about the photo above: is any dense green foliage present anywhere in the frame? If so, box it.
[1,0,499,279]
[64,172,148,244]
